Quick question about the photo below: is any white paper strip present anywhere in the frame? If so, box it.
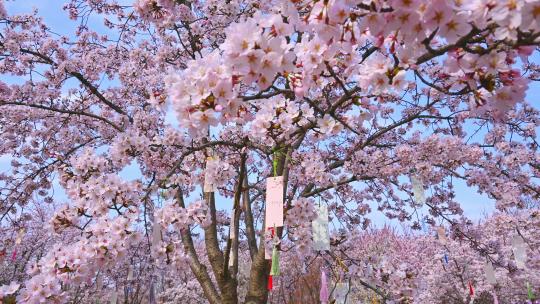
[230,212,236,239]
[203,156,219,193]
[334,282,349,304]
[312,204,330,251]
[512,235,525,247]
[265,176,284,227]
[229,210,237,267]
[152,225,161,245]
[110,291,118,304]
[149,280,156,304]
[514,245,527,269]
[127,266,134,281]
[365,264,374,285]
[410,176,425,205]
[512,235,527,269]
[484,261,496,285]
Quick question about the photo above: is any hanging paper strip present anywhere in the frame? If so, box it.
[11,249,17,261]
[365,264,374,285]
[334,282,349,304]
[110,290,118,304]
[492,290,499,304]
[149,280,156,304]
[229,210,237,267]
[267,275,273,291]
[514,246,527,269]
[312,204,330,251]
[511,235,524,247]
[229,211,237,239]
[484,261,496,285]
[437,226,447,244]
[301,261,308,274]
[512,235,527,269]
[270,246,280,276]
[152,224,161,245]
[127,266,134,281]
[203,156,219,193]
[469,281,474,296]
[443,253,449,264]
[527,282,535,301]
[320,271,329,304]
[421,218,428,233]
[410,175,425,205]
[96,275,103,290]
[15,228,25,245]
[265,176,284,228]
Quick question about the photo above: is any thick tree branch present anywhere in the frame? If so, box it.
[175,188,222,304]
[0,100,123,131]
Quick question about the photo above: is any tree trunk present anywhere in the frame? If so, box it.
[244,245,270,304]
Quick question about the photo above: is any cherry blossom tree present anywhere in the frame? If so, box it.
[1,0,540,303]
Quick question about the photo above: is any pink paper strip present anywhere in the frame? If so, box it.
[265,176,284,228]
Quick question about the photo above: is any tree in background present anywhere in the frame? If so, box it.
[1,0,540,303]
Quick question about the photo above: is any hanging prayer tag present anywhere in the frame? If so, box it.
[320,271,329,303]
[301,261,308,274]
[512,235,525,247]
[334,282,349,304]
[492,291,499,304]
[229,213,236,240]
[96,275,103,290]
[203,156,219,193]
[410,175,426,205]
[152,225,161,245]
[265,176,284,228]
[229,210,238,266]
[484,261,496,285]
[149,280,156,304]
[512,235,527,269]
[15,229,25,245]
[229,215,239,266]
[437,226,447,244]
[127,266,134,281]
[312,204,330,251]
[110,290,118,304]
[514,246,526,269]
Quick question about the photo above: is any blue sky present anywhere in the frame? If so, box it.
[6,1,540,228]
